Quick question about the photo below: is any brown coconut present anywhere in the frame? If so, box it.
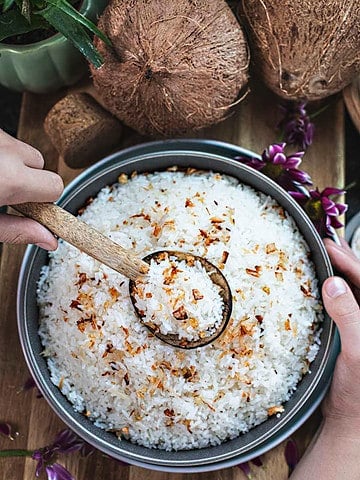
[90,0,249,137]
[241,0,360,101]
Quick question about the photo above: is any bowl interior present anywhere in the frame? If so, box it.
[17,140,338,470]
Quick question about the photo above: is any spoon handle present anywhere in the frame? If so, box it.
[13,202,149,280]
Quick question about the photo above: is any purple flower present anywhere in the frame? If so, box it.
[250,456,263,467]
[0,422,17,440]
[237,461,251,477]
[236,456,263,477]
[278,102,315,150]
[290,187,348,236]
[22,376,43,398]
[235,143,312,190]
[32,429,92,479]
[43,463,74,480]
[285,438,299,474]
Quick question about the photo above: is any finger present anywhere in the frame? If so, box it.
[6,169,64,205]
[0,214,58,250]
[338,236,355,255]
[0,130,44,169]
[323,276,360,359]
[324,238,360,289]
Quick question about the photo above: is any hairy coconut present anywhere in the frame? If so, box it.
[91,0,249,136]
[241,0,360,101]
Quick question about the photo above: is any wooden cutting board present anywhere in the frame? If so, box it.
[0,80,344,480]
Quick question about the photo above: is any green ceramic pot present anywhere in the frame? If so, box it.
[0,0,108,93]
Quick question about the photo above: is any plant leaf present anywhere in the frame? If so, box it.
[0,8,48,41]
[46,0,111,46]
[37,4,104,68]
[3,0,16,12]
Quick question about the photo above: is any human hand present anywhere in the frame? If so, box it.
[0,129,63,250]
[322,237,360,435]
[289,237,360,480]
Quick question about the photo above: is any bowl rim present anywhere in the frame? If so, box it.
[17,139,339,471]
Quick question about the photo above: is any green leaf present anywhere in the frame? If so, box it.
[3,0,16,12]
[0,8,48,41]
[45,0,111,46]
[38,4,104,68]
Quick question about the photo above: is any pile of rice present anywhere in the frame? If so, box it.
[132,253,225,342]
[37,170,323,451]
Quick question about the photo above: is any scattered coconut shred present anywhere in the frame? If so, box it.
[37,170,323,451]
[133,253,224,342]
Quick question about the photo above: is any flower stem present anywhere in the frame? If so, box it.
[309,102,331,120]
[0,449,33,457]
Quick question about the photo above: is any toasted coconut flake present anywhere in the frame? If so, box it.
[173,305,188,320]
[275,271,284,281]
[268,405,285,416]
[118,173,128,184]
[246,266,262,277]
[192,289,204,301]
[265,243,277,254]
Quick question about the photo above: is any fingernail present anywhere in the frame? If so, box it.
[325,277,347,298]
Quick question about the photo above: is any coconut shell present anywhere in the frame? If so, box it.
[91,0,249,137]
[241,0,360,101]
[44,93,123,169]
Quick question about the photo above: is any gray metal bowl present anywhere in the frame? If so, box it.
[17,139,339,472]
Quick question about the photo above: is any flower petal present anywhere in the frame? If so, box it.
[237,461,251,476]
[46,464,75,480]
[290,169,313,185]
[23,376,37,390]
[235,156,264,171]
[321,197,336,213]
[53,429,84,454]
[285,438,299,473]
[0,422,16,440]
[284,156,302,169]
[288,191,309,202]
[278,101,314,149]
[322,187,345,197]
[272,152,287,165]
[32,453,44,478]
[336,203,348,215]
[330,216,344,229]
[251,456,263,467]
[22,376,43,398]
[309,189,321,199]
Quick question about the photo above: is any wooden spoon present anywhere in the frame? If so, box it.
[14,202,149,280]
[14,202,232,348]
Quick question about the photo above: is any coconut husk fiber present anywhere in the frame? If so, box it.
[241,0,360,101]
[91,0,249,137]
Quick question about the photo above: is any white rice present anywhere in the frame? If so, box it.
[132,253,225,342]
[37,170,323,451]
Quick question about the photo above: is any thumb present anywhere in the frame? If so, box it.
[322,276,360,360]
[0,214,58,250]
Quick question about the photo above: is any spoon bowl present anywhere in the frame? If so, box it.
[129,250,232,349]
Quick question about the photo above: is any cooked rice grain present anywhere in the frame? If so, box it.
[37,171,322,451]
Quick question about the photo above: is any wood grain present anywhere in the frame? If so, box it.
[0,79,344,480]
[343,76,360,134]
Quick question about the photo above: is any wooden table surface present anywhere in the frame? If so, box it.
[0,80,344,480]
